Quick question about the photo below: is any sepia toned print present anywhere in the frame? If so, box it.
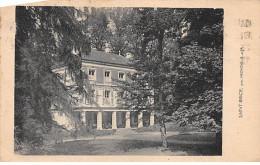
[14,7,222,155]
[0,0,260,162]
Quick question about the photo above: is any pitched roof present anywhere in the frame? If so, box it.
[82,50,130,67]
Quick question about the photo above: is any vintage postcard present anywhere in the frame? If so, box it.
[0,0,259,162]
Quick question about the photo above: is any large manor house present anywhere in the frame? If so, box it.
[52,50,155,130]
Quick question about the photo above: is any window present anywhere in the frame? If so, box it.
[89,69,95,76]
[88,68,96,80]
[118,72,125,80]
[104,70,111,82]
[105,71,110,77]
[105,90,110,98]
[103,90,111,105]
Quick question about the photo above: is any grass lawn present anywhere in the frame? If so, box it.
[167,132,221,155]
[42,131,221,156]
[134,122,208,133]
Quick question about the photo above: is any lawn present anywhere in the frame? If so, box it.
[133,122,203,133]
[41,131,221,156]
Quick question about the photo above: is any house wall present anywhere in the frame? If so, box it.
[50,61,158,131]
[53,62,135,108]
[82,62,134,85]
[51,61,135,129]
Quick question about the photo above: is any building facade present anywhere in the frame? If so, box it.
[52,50,155,130]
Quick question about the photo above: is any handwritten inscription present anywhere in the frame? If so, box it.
[239,19,252,27]
[240,31,252,40]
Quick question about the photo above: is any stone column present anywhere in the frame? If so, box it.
[97,111,102,130]
[150,112,155,126]
[81,111,86,124]
[112,111,117,129]
[125,111,131,128]
[138,111,143,128]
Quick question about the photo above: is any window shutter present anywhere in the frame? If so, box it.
[103,89,105,105]
[114,91,117,105]
[90,90,94,105]
[96,90,98,102]
[98,89,103,106]
[111,90,114,106]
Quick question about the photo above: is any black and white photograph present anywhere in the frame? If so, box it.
[14,6,223,156]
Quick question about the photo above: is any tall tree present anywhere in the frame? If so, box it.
[180,8,223,50]
[106,8,138,56]
[118,8,184,149]
[171,9,223,140]
[171,45,222,132]
[118,8,223,149]
[15,6,91,147]
[83,7,111,51]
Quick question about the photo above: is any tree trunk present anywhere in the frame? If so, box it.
[160,121,168,149]
[157,30,167,149]
[157,30,164,105]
